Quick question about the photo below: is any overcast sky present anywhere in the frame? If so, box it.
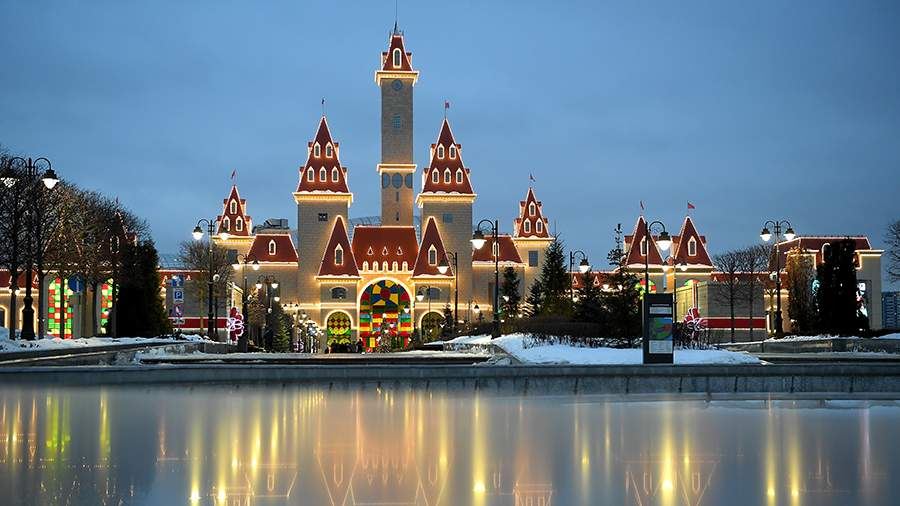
[2,1,898,286]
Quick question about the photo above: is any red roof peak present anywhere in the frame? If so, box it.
[248,233,298,264]
[351,226,419,271]
[318,216,359,277]
[413,217,453,277]
[381,31,415,72]
[624,216,665,266]
[216,184,252,237]
[296,116,351,194]
[472,234,523,264]
[513,187,551,239]
[672,216,713,267]
[421,118,475,195]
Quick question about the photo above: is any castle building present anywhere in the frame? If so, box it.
[202,26,553,349]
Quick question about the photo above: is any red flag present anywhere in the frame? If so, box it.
[687,202,695,210]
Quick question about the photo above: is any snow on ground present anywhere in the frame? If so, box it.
[490,334,761,365]
[0,333,216,354]
[875,333,900,340]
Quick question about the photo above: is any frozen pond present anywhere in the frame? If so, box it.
[0,386,898,505]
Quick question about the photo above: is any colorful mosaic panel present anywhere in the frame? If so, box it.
[326,312,352,344]
[359,279,411,348]
[47,278,74,339]
[99,281,113,332]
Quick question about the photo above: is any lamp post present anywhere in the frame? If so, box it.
[1,157,60,340]
[192,219,225,338]
[256,275,278,350]
[642,220,672,297]
[760,220,796,337]
[438,251,459,337]
[416,285,434,341]
[231,254,259,351]
[568,250,590,300]
[472,219,500,338]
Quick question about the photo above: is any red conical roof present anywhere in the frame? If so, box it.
[421,119,475,195]
[381,32,414,72]
[513,187,550,238]
[296,116,351,194]
[216,184,252,237]
[318,216,359,277]
[671,216,713,267]
[413,217,454,277]
[624,216,665,266]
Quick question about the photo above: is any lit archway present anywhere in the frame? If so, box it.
[419,311,444,343]
[359,279,412,349]
[326,311,353,348]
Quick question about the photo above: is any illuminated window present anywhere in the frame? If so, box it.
[325,144,333,157]
[688,237,697,256]
[222,217,230,231]
[456,169,463,184]
[331,167,339,182]
[444,169,451,183]
[335,245,343,265]
[449,145,457,158]
[307,168,314,182]
[268,240,277,256]
[236,217,243,232]
[524,220,531,234]
[314,144,321,157]
[319,167,326,181]
[331,287,347,299]
[536,220,543,234]
[428,245,437,265]
[431,170,438,184]
[640,238,648,256]
[229,200,237,214]
[437,145,444,159]
[392,48,401,68]
[529,202,536,216]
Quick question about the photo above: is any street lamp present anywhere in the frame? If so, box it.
[192,218,218,338]
[438,251,460,337]
[642,220,671,296]
[568,250,590,300]
[256,275,279,350]
[2,157,60,340]
[231,253,259,351]
[472,219,500,338]
[760,219,796,336]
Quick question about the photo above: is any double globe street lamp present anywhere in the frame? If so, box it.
[642,220,672,295]
[192,219,228,338]
[568,250,590,300]
[471,219,501,338]
[231,253,259,351]
[760,220,796,336]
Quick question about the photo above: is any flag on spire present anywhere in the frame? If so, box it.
[529,173,535,184]
[640,200,645,211]
[687,201,696,211]
[230,169,236,181]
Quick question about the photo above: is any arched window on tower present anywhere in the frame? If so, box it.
[314,144,321,157]
[319,167,326,181]
[456,169,463,184]
[335,245,343,265]
[444,169,451,183]
[437,145,444,159]
[230,200,237,214]
[536,220,543,234]
[432,170,438,184]
[222,217,230,231]
[640,238,648,256]
[326,144,333,157]
[307,168,314,182]
[688,237,697,257]
[392,48,402,68]
[529,202,536,216]
[428,245,437,266]
[268,240,277,256]
[236,217,243,232]
[449,145,457,159]
[331,167,339,182]
[524,220,531,234]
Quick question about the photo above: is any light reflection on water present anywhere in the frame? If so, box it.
[0,387,898,505]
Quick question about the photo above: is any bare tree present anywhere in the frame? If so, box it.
[177,240,232,336]
[712,249,743,343]
[887,220,900,284]
[738,244,771,342]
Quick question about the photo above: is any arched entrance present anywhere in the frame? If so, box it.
[420,311,444,343]
[359,279,412,350]
[326,311,353,352]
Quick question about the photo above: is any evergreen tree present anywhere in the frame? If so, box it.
[442,304,454,338]
[785,246,816,334]
[115,239,170,337]
[574,270,602,323]
[816,239,862,334]
[269,303,292,352]
[536,238,571,317]
[524,279,544,317]
[500,266,521,319]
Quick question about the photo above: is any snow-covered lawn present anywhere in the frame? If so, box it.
[490,334,761,365]
[763,333,900,342]
[0,332,215,354]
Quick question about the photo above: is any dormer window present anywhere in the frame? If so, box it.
[449,145,457,159]
[432,170,438,184]
[536,220,543,234]
[325,144,333,157]
[444,169,451,183]
[640,238,648,256]
[456,169,463,184]
[307,168,314,182]
[428,245,437,265]
[331,167,339,182]
[529,203,536,216]
[437,145,444,159]
[222,217,230,231]
[688,237,697,257]
[524,220,531,234]
[268,239,277,256]
[392,48,402,68]
[230,200,237,214]
[335,245,343,265]
[314,144,321,157]
[319,167,326,181]
[236,217,243,232]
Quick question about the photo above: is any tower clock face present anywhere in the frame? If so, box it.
[391,79,403,91]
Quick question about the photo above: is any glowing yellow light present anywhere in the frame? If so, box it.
[662,478,674,492]
[473,481,486,494]
[189,488,200,503]
[791,487,799,498]
[217,488,227,502]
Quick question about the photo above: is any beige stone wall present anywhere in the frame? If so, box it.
[316,280,359,348]
[296,201,348,310]
[513,238,552,297]
[380,79,414,165]
[381,175,414,226]
[858,252,883,330]
[421,201,473,305]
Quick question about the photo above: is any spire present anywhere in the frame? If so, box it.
[295,116,351,195]
[671,215,713,267]
[215,184,252,237]
[513,187,550,239]
[624,216,665,266]
[413,217,453,277]
[379,30,415,73]
[420,118,475,195]
[318,216,359,277]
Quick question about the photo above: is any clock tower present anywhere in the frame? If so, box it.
[375,26,419,226]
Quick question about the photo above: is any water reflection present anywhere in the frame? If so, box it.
[0,387,898,505]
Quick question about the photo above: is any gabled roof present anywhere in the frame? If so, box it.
[513,187,551,239]
[351,226,418,270]
[412,217,454,277]
[671,216,713,267]
[216,185,252,237]
[318,216,359,277]
[624,216,665,266]
[472,235,523,264]
[296,116,351,194]
[420,119,475,195]
[248,233,299,264]
[380,32,415,72]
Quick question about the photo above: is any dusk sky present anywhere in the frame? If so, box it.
[2,1,898,285]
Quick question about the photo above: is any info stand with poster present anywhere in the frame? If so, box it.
[642,293,674,364]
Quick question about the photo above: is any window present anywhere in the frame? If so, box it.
[529,203,536,216]
[688,237,697,257]
[456,169,463,183]
[392,48,401,68]
[230,200,237,214]
[528,250,539,267]
[319,167,326,181]
[442,213,453,223]
[392,261,399,271]
[318,213,328,222]
[331,287,347,300]
[449,145,457,158]
[222,217,230,231]
[314,144,321,157]
[325,144,333,157]
[268,240,277,256]
[236,217,243,232]
[362,261,369,270]
[427,287,441,299]
[395,211,399,222]
[307,168,314,182]
[432,170,438,184]
[640,238,648,256]
[331,167,339,182]
[392,114,402,129]
[335,245,343,265]
[395,191,399,202]
[444,169,451,183]
[428,245,437,265]
[524,220,531,234]
[437,145,444,159]
[536,220,543,234]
